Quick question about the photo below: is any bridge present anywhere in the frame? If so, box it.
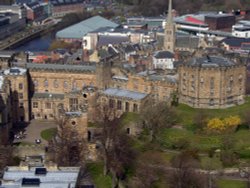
[0,23,55,51]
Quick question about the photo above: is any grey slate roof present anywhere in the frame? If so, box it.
[102,88,147,100]
[26,63,96,72]
[187,56,236,67]
[0,51,16,58]
[221,37,250,48]
[33,93,64,99]
[1,167,80,188]
[154,51,174,59]
[51,0,84,6]
[97,35,129,47]
[56,16,118,39]
[149,74,178,84]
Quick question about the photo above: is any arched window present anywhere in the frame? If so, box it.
[44,79,48,87]
[72,81,77,90]
[64,81,68,89]
[53,80,59,88]
[34,80,38,87]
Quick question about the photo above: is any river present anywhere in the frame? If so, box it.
[13,32,55,52]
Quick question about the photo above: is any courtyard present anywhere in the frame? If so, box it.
[13,120,57,146]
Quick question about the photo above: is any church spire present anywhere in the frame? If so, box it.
[167,0,173,24]
[164,0,175,53]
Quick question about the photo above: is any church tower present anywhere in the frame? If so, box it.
[164,0,175,53]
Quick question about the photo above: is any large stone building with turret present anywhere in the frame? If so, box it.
[0,0,247,145]
[178,56,246,108]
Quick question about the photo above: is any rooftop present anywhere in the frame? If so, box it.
[4,67,27,76]
[97,35,129,47]
[1,166,80,188]
[187,56,236,67]
[153,51,174,59]
[56,16,118,39]
[33,93,64,99]
[51,0,84,6]
[102,88,147,100]
[26,63,96,73]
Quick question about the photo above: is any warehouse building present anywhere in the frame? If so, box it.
[56,15,119,42]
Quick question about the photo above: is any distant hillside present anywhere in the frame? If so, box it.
[118,0,250,16]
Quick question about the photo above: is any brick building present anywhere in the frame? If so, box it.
[205,14,236,30]
[51,0,84,18]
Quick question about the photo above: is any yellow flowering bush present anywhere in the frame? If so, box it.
[206,116,241,134]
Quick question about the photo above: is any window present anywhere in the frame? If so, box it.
[239,75,243,83]
[34,80,38,87]
[44,79,48,87]
[45,102,51,109]
[64,81,68,89]
[19,93,23,99]
[109,99,114,109]
[209,99,214,106]
[19,83,23,90]
[19,102,24,108]
[133,103,138,112]
[69,98,78,111]
[210,77,214,90]
[125,102,130,112]
[33,102,38,108]
[53,80,59,88]
[117,100,122,110]
[72,81,77,90]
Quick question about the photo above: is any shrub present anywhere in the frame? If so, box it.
[206,116,241,134]
[173,138,190,150]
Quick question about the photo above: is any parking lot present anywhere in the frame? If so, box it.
[13,120,57,145]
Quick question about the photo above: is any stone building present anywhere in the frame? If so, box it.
[3,67,30,123]
[178,56,246,108]
[99,88,148,116]
[111,71,177,103]
[0,75,12,143]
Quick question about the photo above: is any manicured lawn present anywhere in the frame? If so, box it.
[175,97,250,127]
[217,179,247,188]
[158,128,250,154]
[86,162,112,188]
[40,128,57,141]
[158,128,221,151]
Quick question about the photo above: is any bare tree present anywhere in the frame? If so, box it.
[193,110,208,131]
[129,151,168,188]
[243,109,250,129]
[96,106,135,188]
[167,150,208,188]
[140,100,177,142]
[48,115,87,166]
[0,145,13,170]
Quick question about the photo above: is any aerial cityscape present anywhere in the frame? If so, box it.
[0,0,249,187]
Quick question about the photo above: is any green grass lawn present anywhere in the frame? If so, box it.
[200,156,223,170]
[158,128,250,154]
[40,128,57,141]
[121,112,140,125]
[217,179,247,188]
[86,162,112,188]
[175,97,250,127]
